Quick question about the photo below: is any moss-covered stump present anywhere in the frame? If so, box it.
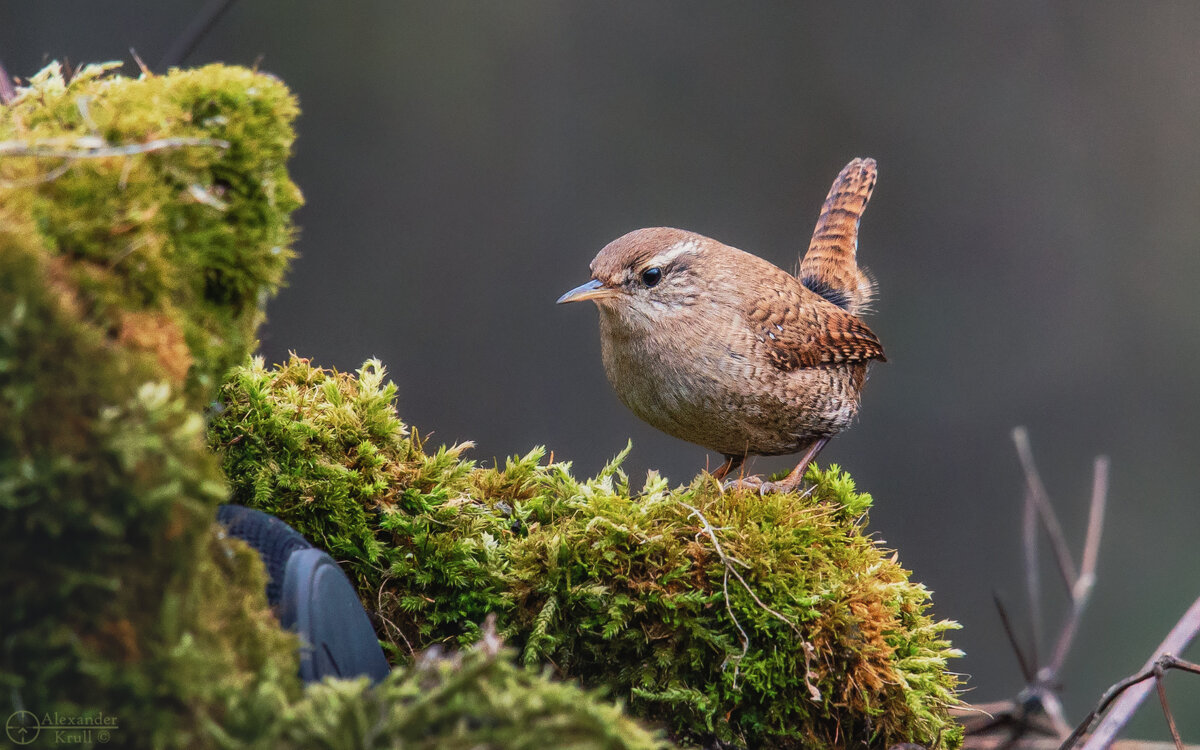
[211,355,964,749]
[0,62,302,747]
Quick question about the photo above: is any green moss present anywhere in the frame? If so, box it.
[507,460,962,748]
[1,61,301,401]
[0,62,302,748]
[210,355,964,749]
[5,59,961,749]
[210,355,514,654]
[278,632,672,750]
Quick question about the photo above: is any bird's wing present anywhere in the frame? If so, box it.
[798,158,877,314]
[746,285,886,371]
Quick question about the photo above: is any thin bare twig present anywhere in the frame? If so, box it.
[1025,484,1044,670]
[685,503,750,688]
[158,0,241,70]
[680,500,820,701]
[1079,457,1109,588]
[0,160,74,189]
[994,591,1036,684]
[720,568,751,689]
[374,571,415,657]
[1012,427,1078,591]
[0,60,16,105]
[129,48,151,77]
[0,136,229,159]
[1062,652,1200,750]
[0,136,229,187]
[965,432,1110,746]
[1046,456,1108,678]
[1155,674,1183,750]
[1075,597,1200,750]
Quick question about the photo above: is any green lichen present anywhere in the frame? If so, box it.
[210,355,965,749]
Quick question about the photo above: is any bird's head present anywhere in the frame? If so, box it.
[557,227,716,325]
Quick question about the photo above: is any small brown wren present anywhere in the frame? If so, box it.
[558,158,885,493]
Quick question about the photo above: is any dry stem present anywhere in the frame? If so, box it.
[680,500,821,701]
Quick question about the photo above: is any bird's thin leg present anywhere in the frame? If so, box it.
[761,436,831,495]
[719,454,771,492]
[711,454,744,481]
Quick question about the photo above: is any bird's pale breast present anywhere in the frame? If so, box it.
[597,298,868,457]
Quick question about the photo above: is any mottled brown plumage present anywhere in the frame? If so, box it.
[800,157,878,316]
[558,158,885,492]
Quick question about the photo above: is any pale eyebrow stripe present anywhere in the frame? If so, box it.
[644,239,700,268]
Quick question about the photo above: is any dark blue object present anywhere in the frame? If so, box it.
[216,505,391,684]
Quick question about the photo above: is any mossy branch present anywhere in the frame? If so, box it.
[209,353,966,749]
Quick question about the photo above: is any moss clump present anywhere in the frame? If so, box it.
[509,460,962,748]
[210,355,964,749]
[210,355,513,653]
[1,61,301,402]
[279,631,672,750]
[3,61,667,750]
[0,62,302,748]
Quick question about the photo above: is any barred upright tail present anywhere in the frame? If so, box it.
[798,158,877,316]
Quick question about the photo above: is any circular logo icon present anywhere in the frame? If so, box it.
[5,711,40,745]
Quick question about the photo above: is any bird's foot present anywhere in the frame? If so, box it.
[721,474,766,493]
[722,461,823,496]
[716,438,830,495]
[764,437,830,495]
[758,475,806,496]
[721,474,811,496]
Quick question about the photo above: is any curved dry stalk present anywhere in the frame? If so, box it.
[1012,427,1078,590]
[1072,597,1200,750]
[965,431,1111,747]
[158,0,241,70]
[0,136,230,159]
[679,500,820,701]
[1046,456,1108,678]
[0,60,15,104]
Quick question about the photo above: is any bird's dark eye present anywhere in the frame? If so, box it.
[641,267,662,287]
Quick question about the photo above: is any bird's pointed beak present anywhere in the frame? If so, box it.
[557,278,615,304]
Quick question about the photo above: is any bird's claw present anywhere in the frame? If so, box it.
[721,475,779,496]
[722,475,812,496]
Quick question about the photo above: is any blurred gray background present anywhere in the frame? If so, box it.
[7,2,1199,738]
